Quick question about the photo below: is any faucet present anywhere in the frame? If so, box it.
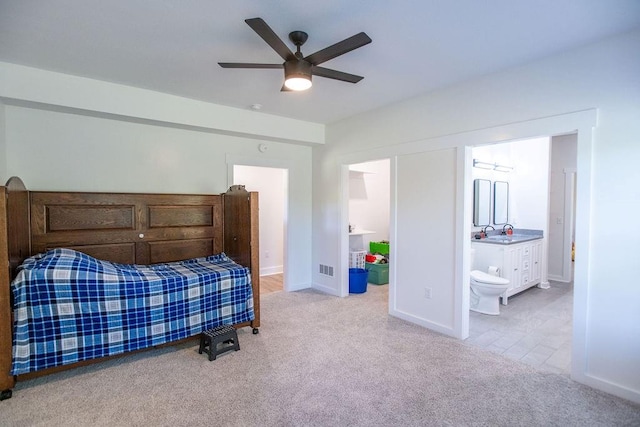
[481,225,495,236]
[502,224,514,235]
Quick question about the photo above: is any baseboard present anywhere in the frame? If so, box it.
[260,265,283,276]
[578,372,640,404]
[311,282,341,297]
[547,274,571,283]
[389,307,458,338]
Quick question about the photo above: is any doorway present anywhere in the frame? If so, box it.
[233,165,288,294]
[347,159,391,295]
[466,134,577,375]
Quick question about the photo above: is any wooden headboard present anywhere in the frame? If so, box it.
[0,177,259,392]
[29,190,223,265]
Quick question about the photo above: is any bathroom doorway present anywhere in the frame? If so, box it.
[466,134,577,375]
[233,165,288,294]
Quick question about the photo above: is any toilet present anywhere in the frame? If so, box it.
[469,248,510,315]
[470,270,510,315]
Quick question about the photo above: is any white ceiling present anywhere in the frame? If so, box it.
[1,1,639,124]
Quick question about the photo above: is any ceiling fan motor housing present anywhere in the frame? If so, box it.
[284,59,312,81]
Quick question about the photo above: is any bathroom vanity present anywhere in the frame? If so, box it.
[471,232,544,305]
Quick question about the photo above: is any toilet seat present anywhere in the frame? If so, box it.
[470,270,509,285]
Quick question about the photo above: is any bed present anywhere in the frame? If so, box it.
[0,177,260,398]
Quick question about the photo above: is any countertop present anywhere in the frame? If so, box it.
[471,229,543,245]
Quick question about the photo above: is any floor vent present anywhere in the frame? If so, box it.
[319,264,334,277]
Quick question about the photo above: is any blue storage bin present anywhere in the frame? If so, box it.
[349,268,368,293]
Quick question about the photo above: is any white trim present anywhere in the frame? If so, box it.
[260,265,283,276]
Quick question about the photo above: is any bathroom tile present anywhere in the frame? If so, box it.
[544,342,572,370]
[537,363,569,376]
[502,343,531,360]
[520,344,555,367]
[466,329,503,348]
[513,333,544,350]
[467,278,573,375]
[492,331,526,350]
[483,343,507,355]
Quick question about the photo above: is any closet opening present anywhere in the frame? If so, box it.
[346,159,391,298]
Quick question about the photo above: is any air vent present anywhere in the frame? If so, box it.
[319,264,334,277]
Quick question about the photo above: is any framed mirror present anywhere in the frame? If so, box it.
[473,179,491,226]
[493,181,509,225]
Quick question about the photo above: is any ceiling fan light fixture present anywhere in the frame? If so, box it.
[284,76,312,91]
[284,60,312,91]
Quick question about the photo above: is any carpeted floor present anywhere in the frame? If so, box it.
[3,285,639,426]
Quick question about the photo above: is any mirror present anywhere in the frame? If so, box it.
[493,181,509,225]
[473,179,491,226]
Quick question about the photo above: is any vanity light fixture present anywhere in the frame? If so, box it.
[493,164,514,172]
[473,159,513,172]
[473,159,495,170]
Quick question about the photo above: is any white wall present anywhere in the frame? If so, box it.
[314,29,640,403]
[0,73,314,291]
[0,102,6,181]
[0,62,324,146]
[394,149,457,334]
[473,137,550,232]
[233,165,286,276]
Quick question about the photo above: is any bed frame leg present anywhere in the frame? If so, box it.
[252,328,259,334]
[0,389,12,401]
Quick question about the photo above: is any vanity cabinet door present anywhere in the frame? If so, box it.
[520,244,531,290]
[530,240,542,284]
[504,245,523,291]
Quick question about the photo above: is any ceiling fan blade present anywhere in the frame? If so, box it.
[218,63,283,69]
[304,32,372,66]
[312,66,364,83]
[245,18,295,61]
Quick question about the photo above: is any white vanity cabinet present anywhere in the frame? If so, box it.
[472,239,543,305]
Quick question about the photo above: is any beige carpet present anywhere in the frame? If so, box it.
[3,285,639,426]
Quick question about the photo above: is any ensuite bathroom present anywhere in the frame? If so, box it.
[348,134,577,373]
[468,134,577,374]
[470,135,576,310]
[470,137,551,315]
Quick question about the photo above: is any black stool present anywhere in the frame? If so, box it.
[199,325,239,361]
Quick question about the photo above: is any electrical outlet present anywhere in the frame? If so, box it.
[265,250,270,258]
[424,287,432,299]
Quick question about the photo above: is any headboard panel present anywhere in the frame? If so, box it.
[30,191,223,265]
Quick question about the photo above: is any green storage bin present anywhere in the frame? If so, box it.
[369,241,390,255]
[366,262,389,285]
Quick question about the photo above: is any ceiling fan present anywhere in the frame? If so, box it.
[218,18,372,91]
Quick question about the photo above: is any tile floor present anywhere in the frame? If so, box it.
[465,279,573,376]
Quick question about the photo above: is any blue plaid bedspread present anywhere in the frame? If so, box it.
[11,248,254,375]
